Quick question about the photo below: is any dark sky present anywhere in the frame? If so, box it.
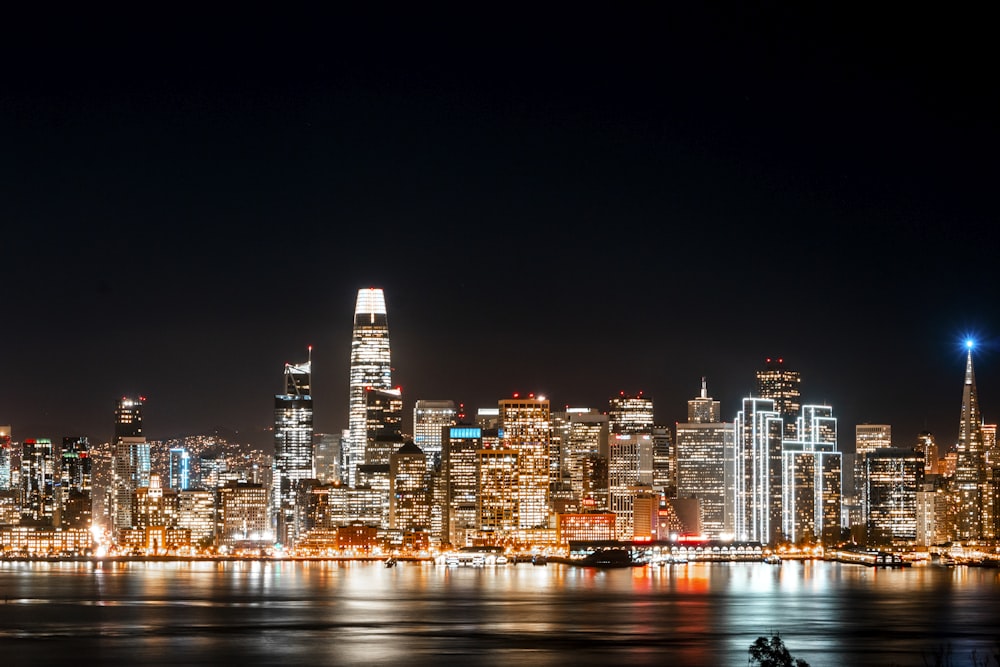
[2,6,998,451]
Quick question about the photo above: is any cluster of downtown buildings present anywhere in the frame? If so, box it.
[0,288,995,558]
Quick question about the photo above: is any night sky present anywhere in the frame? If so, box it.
[2,7,998,452]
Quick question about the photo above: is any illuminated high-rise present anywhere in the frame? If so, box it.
[442,425,483,546]
[953,341,986,542]
[866,448,924,546]
[608,392,654,435]
[733,397,784,544]
[168,447,191,491]
[561,409,608,508]
[499,395,550,530]
[20,438,56,526]
[478,447,519,538]
[781,405,843,544]
[111,396,150,531]
[916,431,938,475]
[347,288,392,488]
[0,426,11,490]
[273,350,314,547]
[389,441,430,534]
[854,423,892,525]
[609,433,651,540]
[364,387,404,465]
[756,358,801,440]
[413,400,457,469]
[59,436,92,529]
[675,380,734,539]
[608,392,654,531]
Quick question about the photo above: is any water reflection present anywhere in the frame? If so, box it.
[1,560,999,666]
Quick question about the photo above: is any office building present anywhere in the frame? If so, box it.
[347,287,392,488]
[313,432,344,484]
[866,448,924,546]
[499,395,551,530]
[389,441,430,534]
[111,396,150,531]
[733,397,784,544]
[559,409,608,508]
[177,489,216,547]
[364,387,404,465]
[442,425,482,547]
[756,358,801,440]
[58,436,92,529]
[0,426,11,490]
[477,447,519,538]
[781,405,843,544]
[413,400,457,470]
[218,481,270,549]
[608,392,654,435]
[20,438,55,526]
[651,424,675,498]
[168,447,190,491]
[916,431,938,475]
[952,342,987,542]
[855,423,893,525]
[609,433,649,540]
[675,380,734,539]
[273,351,314,547]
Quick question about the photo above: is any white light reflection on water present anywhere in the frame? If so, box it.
[2,559,1000,666]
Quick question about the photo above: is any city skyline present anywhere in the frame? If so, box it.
[3,7,998,449]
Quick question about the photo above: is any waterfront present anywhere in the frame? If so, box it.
[1,559,998,666]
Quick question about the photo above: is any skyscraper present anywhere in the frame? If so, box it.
[413,400,457,470]
[347,288,392,488]
[499,395,550,530]
[866,448,924,546]
[560,409,608,509]
[608,392,654,435]
[389,441,430,534]
[756,358,802,440]
[733,397,784,544]
[20,438,55,526]
[442,425,483,547]
[111,396,150,531]
[675,380,734,539]
[364,387,404,465]
[953,341,986,542]
[915,431,938,476]
[273,350,314,547]
[0,426,12,490]
[781,405,843,544]
[854,423,892,525]
[168,447,191,491]
[608,433,650,540]
[59,436,92,529]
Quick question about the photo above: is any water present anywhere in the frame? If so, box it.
[1,559,998,666]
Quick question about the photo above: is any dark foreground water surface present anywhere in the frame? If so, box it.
[1,559,998,666]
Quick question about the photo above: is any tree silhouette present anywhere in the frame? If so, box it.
[748,633,810,667]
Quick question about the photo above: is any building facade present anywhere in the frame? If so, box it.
[347,287,392,488]
[273,352,314,547]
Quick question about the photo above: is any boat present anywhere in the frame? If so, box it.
[495,555,509,565]
[384,557,397,568]
[763,554,782,565]
[531,555,548,566]
[577,549,637,568]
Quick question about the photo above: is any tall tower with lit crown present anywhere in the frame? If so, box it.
[953,340,986,542]
[347,288,392,488]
